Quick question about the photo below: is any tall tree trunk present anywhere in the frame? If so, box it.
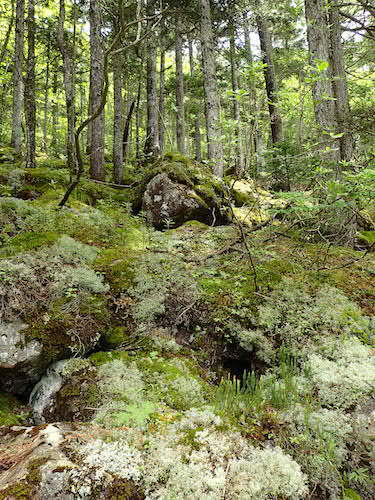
[11,0,24,156]
[243,13,264,170]
[328,1,354,164]
[229,21,244,177]
[50,65,59,152]
[135,79,142,160]
[112,31,124,184]
[256,14,283,145]
[24,0,36,168]
[200,0,224,177]
[159,48,165,153]
[89,0,105,180]
[0,0,15,66]
[175,17,186,155]
[188,39,202,162]
[304,0,339,161]
[42,34,51,153]
[144,43,159,157]
[57,0,77,173]
[122,98,135,163]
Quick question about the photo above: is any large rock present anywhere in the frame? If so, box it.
[0,322,43,394]
[0,423,144,499]
[142,173,213,229]
[29,358,95,425]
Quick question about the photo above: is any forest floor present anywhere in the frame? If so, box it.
[0,153,374,499]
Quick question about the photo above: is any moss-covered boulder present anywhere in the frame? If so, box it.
[138,154,229,229]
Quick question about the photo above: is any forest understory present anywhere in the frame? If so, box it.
[0,0,374,499]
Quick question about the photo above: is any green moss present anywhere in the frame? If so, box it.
[90,351,130,366]
[95,247,138,292]
[0,231,60,257]
[0,393,25,426]
[0,458,47,499]
[104,326,129,348]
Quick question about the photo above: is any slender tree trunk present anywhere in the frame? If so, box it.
[188,40,202,162]
[42,35,51,153]
[135,79,142,160]
[11,0,24,156]
[24,0,36,168]
[328,1,354,164]
[229,22,244,177]
[57,0,77,172]
[122,98,135,163]
[0,0,15,66]
[112,38,124,184]
[89,0,105,180]
[200,0,224,177]
[159,48,166,153]
[50,65,59,152]
[304,0,339,161]
[256,14,283,145]
[144,43,159,157]
[243,13,264,170]
[175,17,186,155]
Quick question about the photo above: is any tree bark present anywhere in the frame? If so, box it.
[42,34,51,153]
[122,98,135,163]
[24,0,36,168]
[229,21,244,177]
[113,38,124,184]
[329,1,354,163]
[144,43,159,157]
[304,0,339,160]
[175,17,186,155]
[159,48,166,153]
[188,39,202,162]
[89,0,105,180]
[11,0,24,156]
[200,0,224,177]
[256,14,283,145]
[50,64,59,152]
[57,0,77,173]
[243,13,265,170]
[0,0,15,66]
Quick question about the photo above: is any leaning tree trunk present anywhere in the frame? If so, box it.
[89,0,105,180]
[256,14,283,145]
[57,0,77,173]
[200,0,224,177]
[329,1,354,164]
[304,0,339,162]
[229,21,245,177]
[175,17,186,155]
[24,0,36,168]
[11,0,24,156]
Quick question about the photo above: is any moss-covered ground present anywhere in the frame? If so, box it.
[0,153,374,499]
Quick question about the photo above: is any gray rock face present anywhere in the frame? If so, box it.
[29,360,68,425]
[0,321,43,394]
[142,173,205,229]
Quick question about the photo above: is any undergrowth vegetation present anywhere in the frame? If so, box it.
[0,160,374,499]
